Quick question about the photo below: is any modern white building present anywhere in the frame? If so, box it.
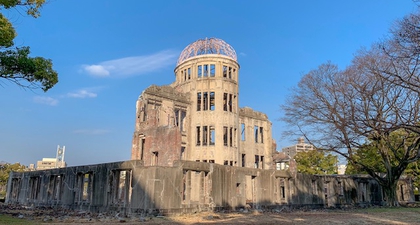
[281,137,314,158]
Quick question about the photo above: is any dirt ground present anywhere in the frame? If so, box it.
[1,204,420,225]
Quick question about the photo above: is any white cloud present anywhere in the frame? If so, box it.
[73,129,110,135]
[82,65,110,77]
[33,96,59,106]
[81,50,178,77]
[67,89,97,98]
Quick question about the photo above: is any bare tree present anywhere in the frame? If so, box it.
[282,55,420,205]
[380,10,420,94]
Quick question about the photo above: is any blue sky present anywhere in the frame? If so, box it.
[0,0,417,166]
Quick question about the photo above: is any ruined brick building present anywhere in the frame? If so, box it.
[131,38,275,169]
[5,38,414,215]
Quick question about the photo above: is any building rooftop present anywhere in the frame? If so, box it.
[177,37,237,66]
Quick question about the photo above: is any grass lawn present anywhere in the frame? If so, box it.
[0,214,34,225]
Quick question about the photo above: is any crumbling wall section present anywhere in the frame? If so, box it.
[5,160,415,215]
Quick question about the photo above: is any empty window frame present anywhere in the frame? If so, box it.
[254,155,260,168]
[229,127,233,147]
[140,138,145,160]
[254,126,259,143]
[29,176,41,200]
[198,65,202,78]
[187,68,191,80]
[174,108,187,131]
[261,156,264,169]
[203,92,208,110]
[223,65,227,78]
[152,151,158,166]
[229,94,233,112]
[196,126,201,145]
[241,123,245,141]
[77,173,93,202]
[180,147,185,159]
[223,93,228,111]
[210,92,215,111]
[260,127,264,143]
[210,64,215,77]
[111,170,131,204]
[224,160,229,165]
[223,126,228,146]
[203,126,208,145]
[47,175,64,201]
[197,92,202,111]
[228,67,232,79]
[210,126,215,145]
[241,154,246,167]
[203,64,209,77]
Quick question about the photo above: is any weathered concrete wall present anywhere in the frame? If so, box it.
[5,160,414,215]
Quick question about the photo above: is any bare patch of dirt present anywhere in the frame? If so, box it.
[1,203,420,224]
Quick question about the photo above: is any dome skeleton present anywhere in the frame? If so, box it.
[177,37,237,66]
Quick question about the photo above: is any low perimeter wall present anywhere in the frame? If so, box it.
[5,160,414,215]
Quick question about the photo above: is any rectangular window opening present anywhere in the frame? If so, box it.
[197,92,202,111]
[210,92,215,111]
[203,126,208,145]
[203,92,208,111]
[140,138,145,160]
[188,68,191,80]
[210,64,215,77]
[223,65,227,78]
[198,65,202,78]
[260,127,264,143]
[223,126,228,146]
[196,126,201,146]
[203,64,209,77]
[254,155,259,168]
[152,151,158,166]
[254,126,259,143]
[241,123,245,141]
[229,127,233,147]
[223,93,228,111]
[229,94,233,112]
[210,126,215,145]
[242,154,246,167]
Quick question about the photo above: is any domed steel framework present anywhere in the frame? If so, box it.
[177,38,237,66]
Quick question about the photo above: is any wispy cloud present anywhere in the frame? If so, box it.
[81,50,178,77]
[73,129,110,135]
[33,96,59,106]
[67,89,97,98]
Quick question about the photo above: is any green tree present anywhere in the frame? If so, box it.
[346,131,420,191]
[0,162,26,197]
[294,150,338,175]
[0,0,58,91]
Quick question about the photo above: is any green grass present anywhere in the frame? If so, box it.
[0,214,35,225]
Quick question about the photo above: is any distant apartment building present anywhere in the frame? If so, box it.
[282,137,313,158]
[36,158,66,170]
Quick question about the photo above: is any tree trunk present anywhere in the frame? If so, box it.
[381,182,399,206]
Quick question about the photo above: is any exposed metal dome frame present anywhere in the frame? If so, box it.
[177,38,237,66]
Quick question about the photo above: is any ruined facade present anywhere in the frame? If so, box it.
[5,160,414,215]
[131,38,275,169]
